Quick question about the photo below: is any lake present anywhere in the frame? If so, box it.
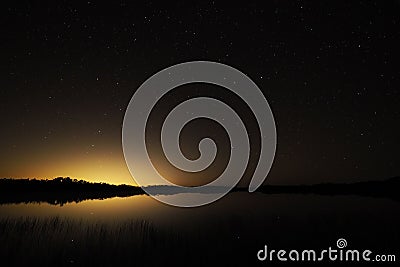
[1,193,399,266]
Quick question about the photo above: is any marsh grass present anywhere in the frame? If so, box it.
[0,217,189,266]
[1,200,399,266]
[0,216,252,266]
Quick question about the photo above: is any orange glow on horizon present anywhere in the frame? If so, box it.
[0,143,137,185]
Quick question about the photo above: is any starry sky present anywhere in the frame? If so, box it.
[1,1,400,186]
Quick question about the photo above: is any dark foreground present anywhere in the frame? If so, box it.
[1,195,399,266]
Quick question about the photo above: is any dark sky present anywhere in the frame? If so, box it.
[1,1,399,186]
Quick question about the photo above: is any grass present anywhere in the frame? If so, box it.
[1,194,400,266]
[0,216,248,266]
[0,217,183,266]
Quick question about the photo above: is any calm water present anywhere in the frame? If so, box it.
[1,193,399,265]
[1,192,400,232]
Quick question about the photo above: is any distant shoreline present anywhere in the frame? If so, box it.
[0,176,399,205]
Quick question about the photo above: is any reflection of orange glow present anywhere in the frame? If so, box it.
[0,196,162,220]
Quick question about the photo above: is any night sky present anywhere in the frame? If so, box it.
[1,1,400,186]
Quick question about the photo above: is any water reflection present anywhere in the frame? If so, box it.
[1,193,400,230]
[1,193,399,265]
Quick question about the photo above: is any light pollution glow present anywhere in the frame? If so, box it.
[0,142,137,185]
